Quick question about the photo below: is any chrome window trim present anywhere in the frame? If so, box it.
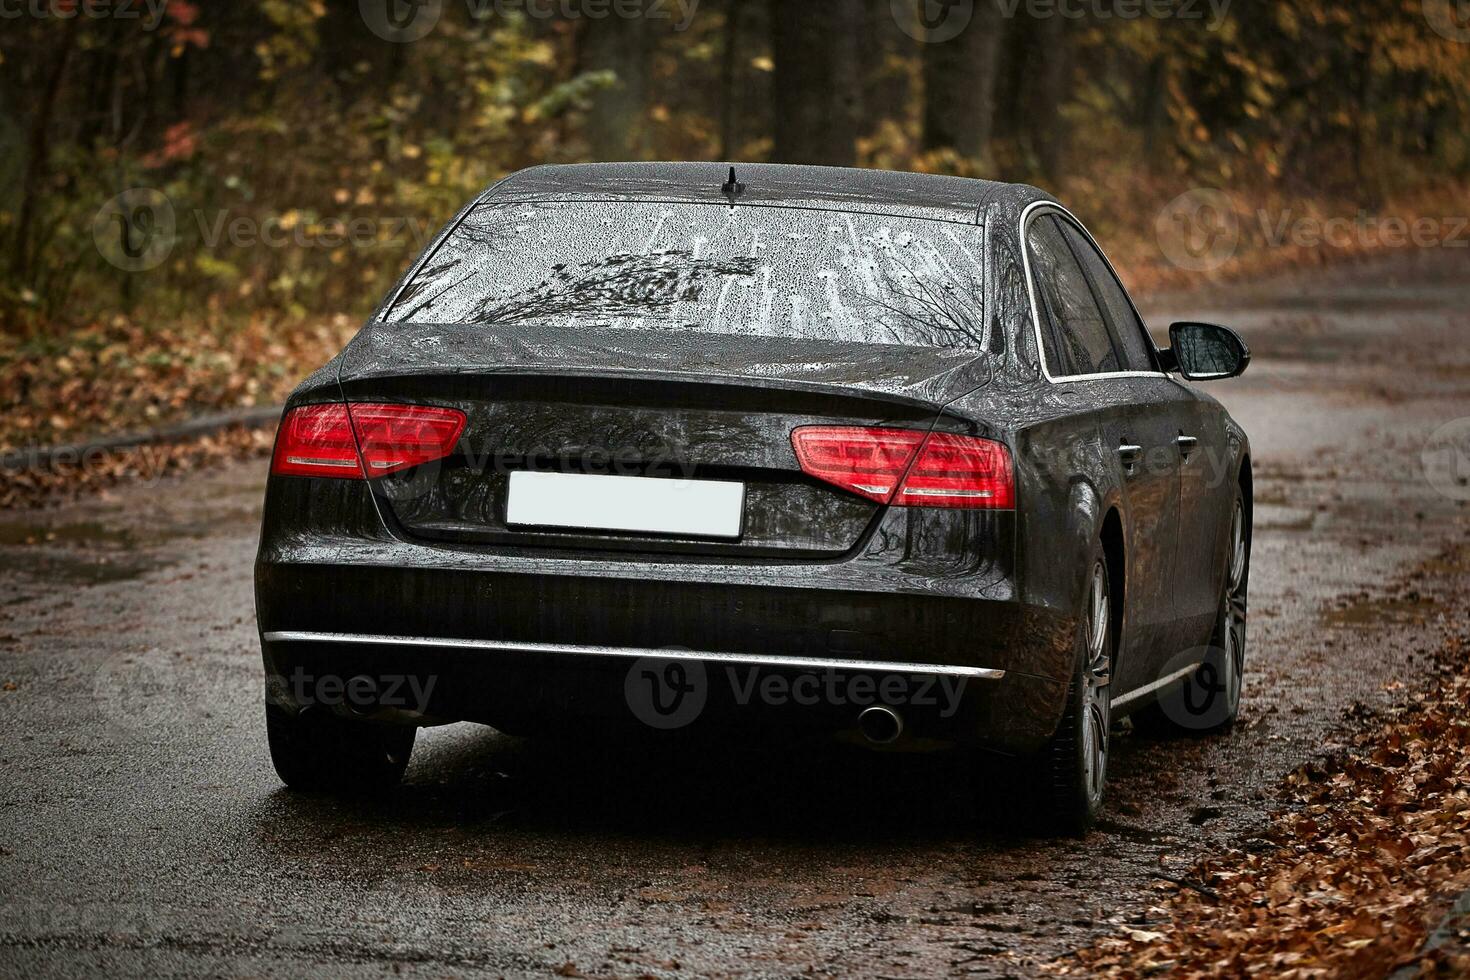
[1111,661,1204,709]
[1019,200,1172,385]
[263,631,1006,681]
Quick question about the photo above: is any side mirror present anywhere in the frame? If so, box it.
[1166,322,1251,381]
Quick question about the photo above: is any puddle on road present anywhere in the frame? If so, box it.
[1255,504,1317,532]
[0,505,259,587]
[1323,592,1439,628]
[14,551,161,585]
[0,520,140,548]
[0,507,259,550]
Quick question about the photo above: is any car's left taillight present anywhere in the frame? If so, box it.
[271,403,467,479]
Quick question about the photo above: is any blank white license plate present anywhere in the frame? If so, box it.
[506,471,745,539]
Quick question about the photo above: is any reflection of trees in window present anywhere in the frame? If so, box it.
[465,250,761,327]
[833,230,987,350]
[389,204,524,323]
[843,258,987,350]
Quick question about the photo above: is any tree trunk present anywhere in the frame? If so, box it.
[1139,53,1170,162]
[829,2,863,157]
[1021,11,1069,178]
[11,27,75,282]
[718,0,741,160]
[580,16,652,160]
[991,15,1024,147]
[921,0,1003,160]
[769,0,858,166]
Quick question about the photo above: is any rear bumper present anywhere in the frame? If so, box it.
[256,555,1073,754]
[255,478,1076,753]
[259,628,1064,753]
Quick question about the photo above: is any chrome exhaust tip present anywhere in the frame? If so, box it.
[858,705,903,745]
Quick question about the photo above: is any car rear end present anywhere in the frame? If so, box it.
[255,192,1071,754]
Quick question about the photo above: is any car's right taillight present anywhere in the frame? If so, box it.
[791,425,1014,509]
[271,403,466,479]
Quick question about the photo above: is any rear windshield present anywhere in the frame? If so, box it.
[385,201,990,350]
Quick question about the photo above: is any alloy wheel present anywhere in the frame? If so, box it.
[1221,498,1249,714]
[1080,561,1112,806]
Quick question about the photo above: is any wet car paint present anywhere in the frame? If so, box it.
[255,163,1248,755]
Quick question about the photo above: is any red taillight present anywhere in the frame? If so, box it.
[791,426,1014,509]
[789,427,927,504]
[271,403,467,479]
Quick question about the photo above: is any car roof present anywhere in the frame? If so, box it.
[483,162,1055,225]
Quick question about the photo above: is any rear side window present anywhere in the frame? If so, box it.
[1026,215,1120,376]
[386,200,991,351]
[1057,221,1156,373]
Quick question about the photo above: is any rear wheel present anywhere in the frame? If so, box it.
[265,704,416,794]
[1025,556,1113,836]
[1199,494,1249,728]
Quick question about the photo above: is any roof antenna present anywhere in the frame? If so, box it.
[721,166,745,205]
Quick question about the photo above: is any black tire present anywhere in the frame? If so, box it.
[1133,487,1249,736]
[265,704,416,794]
[1026,554,1114,837]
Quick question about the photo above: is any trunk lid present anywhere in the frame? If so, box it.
[337,322,990,559]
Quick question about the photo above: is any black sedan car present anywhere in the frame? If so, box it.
[256,162,1252,832]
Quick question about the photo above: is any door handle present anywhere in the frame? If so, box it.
[1176,435,1199,456]
[1117,444,1143,468]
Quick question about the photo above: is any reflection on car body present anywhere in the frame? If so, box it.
[255,162,1253,834]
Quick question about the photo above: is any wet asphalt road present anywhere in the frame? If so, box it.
[2,252,1469,978]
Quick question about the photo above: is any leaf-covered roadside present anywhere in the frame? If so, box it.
[1056,625,1470,978]
[0,426,275,511]
[0,315,352,456]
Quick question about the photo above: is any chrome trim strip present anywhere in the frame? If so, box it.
[1018,200,1172,386]
[263,631,1006,680]
[1111,662,1203,709]
[286,456,358,469]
